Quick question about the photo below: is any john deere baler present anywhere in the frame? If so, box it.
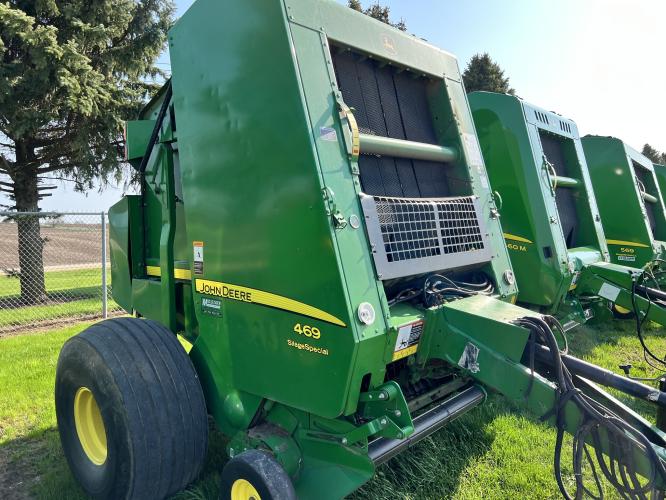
[583,136,666,272]
[54,1,666,499]
[469,92,666,331]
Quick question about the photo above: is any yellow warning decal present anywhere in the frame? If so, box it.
[194,279,347,327]
[348,111,360,158]
[605,239,650,248]
[393,345,418,361]
[340,104,360,159]
[503,233,533,244]
[146,266,192,280]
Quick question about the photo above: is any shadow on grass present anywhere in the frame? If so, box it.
[0,286,102,310]
[0,419,229,500]
[1,404,510,500]
[0,427,84,500]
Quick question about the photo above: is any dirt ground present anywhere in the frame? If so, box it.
[0,439,45,500]
[0,222,105,271]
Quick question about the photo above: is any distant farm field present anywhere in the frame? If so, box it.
[0,219,120,334]
[0,222,103,270]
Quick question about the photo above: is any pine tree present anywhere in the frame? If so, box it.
[0,0,174,303]
[347,0,406,31]
[463,53,516,95]
[642,144,665,164]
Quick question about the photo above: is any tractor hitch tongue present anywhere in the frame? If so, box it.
[52,1,666,499]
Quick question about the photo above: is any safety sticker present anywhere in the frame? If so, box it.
[569,271,580,290]
[320,127,338,142]
[598,283,621,302]
[458,342,480,373]
[393,321,424,361]
[463,133,484,168]
[193,241,204,275]
[201,298,221,317]
[478,173,490,190]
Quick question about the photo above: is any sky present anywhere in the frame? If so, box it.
[5,0,665,212]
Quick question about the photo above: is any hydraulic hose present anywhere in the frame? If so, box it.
[517,315,666,499]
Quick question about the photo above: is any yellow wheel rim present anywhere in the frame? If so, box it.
[614,304,632,315]
[231,478,261,500]
[73,387,107,465]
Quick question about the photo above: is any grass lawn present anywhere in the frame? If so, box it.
[0,269,104,299]
[0,269,117,330]
[0,318,664,499]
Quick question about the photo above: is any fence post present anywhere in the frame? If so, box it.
[101,212,108,319]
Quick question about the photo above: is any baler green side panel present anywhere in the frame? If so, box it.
[125,120,155,161]
[169,0,361,422]
[583,136,660,267]
[109,197,133,312]
[470,93,566,308]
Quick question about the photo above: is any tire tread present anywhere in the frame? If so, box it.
[63,317,208,499]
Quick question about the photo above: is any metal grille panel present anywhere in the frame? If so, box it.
[361,195,492,280]
[375,198,440,262]
[436,199,486,254]
[332,49,451,198]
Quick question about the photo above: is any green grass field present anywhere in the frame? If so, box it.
[0,319,664,499]
[0,269,117,330]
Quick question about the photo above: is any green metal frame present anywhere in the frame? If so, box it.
[105,1,666,497]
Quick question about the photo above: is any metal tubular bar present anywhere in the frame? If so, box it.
[534,344,666,407]
[643,192,658,204]
[636,284,666,302]
[551,175,580,189]
[368,385,485,465]
[101,212,108,319]
[358,133,457,163]
[659,378,666,432]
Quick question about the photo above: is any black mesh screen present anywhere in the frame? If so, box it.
[633,162,658,235]
[540,131,579,248]
[332,50,451,197]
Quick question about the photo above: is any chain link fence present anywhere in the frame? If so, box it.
[0,212,124,335]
